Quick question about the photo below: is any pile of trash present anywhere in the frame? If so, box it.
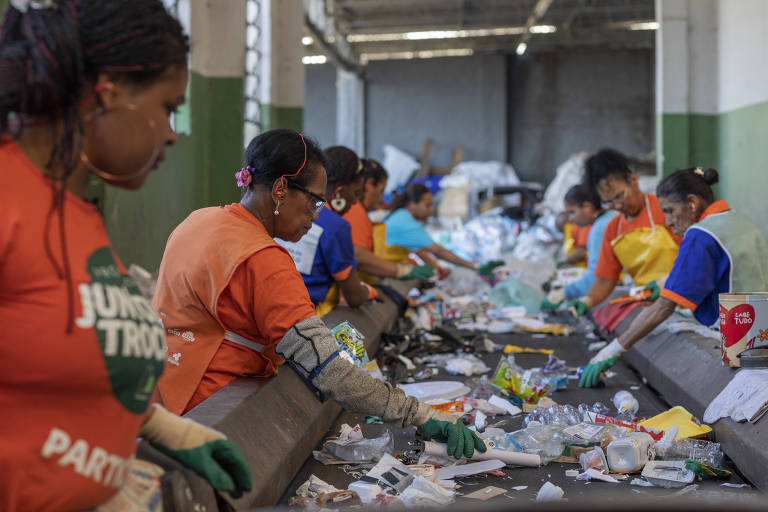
[290,312,731,509]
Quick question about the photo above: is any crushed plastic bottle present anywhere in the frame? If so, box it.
[508,424,566,464]
[655,428,724,468]
[613,390,639,419]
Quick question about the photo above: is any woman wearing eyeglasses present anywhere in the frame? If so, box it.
[152,131,486,461]
[292,145,378,317]
[579,167,768,386]
[567,148,680,316]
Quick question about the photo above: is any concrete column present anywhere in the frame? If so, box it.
[259,0,304,132]
[336,69,365,153]
[655,0,719,176]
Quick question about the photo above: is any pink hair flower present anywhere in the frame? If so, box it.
[235,167,253,188]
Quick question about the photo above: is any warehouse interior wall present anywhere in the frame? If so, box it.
[364,55,508,169]
[509,48,654,183]
[304,48,655,184]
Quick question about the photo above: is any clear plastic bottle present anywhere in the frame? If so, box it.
[509,424,566,464]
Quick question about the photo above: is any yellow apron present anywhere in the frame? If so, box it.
[610,195,679,286]
[372,223,387,257]
[373,232,411,263]
[563,223,587,268]
[316,283,340,318]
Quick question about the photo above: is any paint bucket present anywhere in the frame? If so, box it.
[719,293,768,367]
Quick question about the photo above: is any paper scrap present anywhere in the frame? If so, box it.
[565,469,579,477]
[474,412,487,435]
[489,395,523,416]
[720,483,750,489]
[511,486,528,491]
[435,460,505,480]
[577,468,619,483]
[462,486,507,501]
[631,478,655,487]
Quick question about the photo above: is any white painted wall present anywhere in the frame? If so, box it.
[190,0,245,77]
[656,0,718,115]
[717,0,768,113]
[259,0,305,108]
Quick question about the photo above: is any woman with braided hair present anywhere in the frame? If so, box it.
[0,1,251,509]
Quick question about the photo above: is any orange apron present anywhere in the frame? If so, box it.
[154,207,284,415]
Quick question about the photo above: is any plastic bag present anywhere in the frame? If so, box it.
[399,476,455,508]
[315,424,394,463]
[488,277,543,315]
[382,144,419,194]
[492,356,554,403]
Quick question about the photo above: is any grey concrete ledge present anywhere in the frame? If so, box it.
[603,308,767,492]
[138,279,413,510]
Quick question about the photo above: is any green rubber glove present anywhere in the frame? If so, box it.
[578,356,618,388]
[141,405,253,497]
[540,298,561,310]
[401,264,435,281]
[567,299,589,317]
[477,260,504,279]
[417,419,487,459]
[644,280,661,301]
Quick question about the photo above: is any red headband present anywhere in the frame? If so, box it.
[278,133,308,188]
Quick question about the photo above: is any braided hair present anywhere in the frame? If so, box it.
[0,0,189,332]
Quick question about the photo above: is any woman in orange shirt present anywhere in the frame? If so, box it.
[0,1,250,509]
[154,130,485,460]
[344,158,434,282]
[568,149,680,316]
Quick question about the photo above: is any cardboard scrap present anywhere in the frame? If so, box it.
[462,486,507,501]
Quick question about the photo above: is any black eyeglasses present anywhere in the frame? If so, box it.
[287,179,326,215]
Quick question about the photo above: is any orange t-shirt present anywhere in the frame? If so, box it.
[594,194,681,281]
[0,142,165,510]
[184,205,316,412]
[573,224,591,249]
[343,201,374,252]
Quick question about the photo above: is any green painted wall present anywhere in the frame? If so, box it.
[718,100,768,239]
[103,72,244,271]
[659,102,768,239]
[259,104,303,132]
[657,113,720,176]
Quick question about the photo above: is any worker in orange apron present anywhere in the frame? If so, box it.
[154,130,485,460]
[569,149,680,316]
[562,222,590,267]
[0,2,250,509]
[580,167,768,386]
[343,158,434,284]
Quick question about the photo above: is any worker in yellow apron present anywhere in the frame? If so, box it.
[569,149,680,316]
[580,166,768,386]
[343,158,434,284]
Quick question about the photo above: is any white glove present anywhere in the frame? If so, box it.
[547,288,565,304]
[589,338,626,364]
